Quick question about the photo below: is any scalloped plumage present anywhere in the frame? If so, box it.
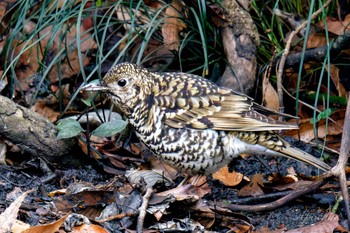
[85,63,331,174]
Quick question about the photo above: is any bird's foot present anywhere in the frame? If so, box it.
[177,174,206,187]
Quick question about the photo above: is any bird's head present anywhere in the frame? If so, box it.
[82,63,153,116]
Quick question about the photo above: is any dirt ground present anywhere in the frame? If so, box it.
[0,135,345,232]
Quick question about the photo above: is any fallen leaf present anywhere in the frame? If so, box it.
[22,213,69,233]
[72,224,109,233]
[284,212,339,233]
[11,21,96,93]
[157,183,211,201]
[0,189,33,233]
[274,180,313,191]
[161,0,186,51]
[237,174,264,197]
[126,169,174,188]
[317,14,350,35]
[283,110,344,145]
[253,226,286,233]
[262,77,279,113]
[212,166,243,186]
[30,99,61,122]
[326,64,347,97]
[150,218,204,232]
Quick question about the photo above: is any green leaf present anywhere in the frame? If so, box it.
[92,120,128,137]
[310,108,333,125]
[317,108,332,121]
[96,0,102,7]
[81,98,93,107]
[310,117,317,124]
[56,119,85,139]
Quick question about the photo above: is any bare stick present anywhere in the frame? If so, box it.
[276,0,333,115]
[137,188,153,233]
[209,179,325,212]
[331,92,350,228]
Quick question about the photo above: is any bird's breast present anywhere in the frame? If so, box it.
[129,109,233,174]
[127,104,261,175]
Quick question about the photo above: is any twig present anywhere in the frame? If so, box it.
[284,30,350,67]
[208,179,325,212]
[330,92,350,228]
[228,190,294,204]
[137,187,153,233]
[94,211,138,222]
[276,0,333,115]
[281,85,338,125]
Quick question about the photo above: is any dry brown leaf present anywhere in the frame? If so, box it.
[274,180,314,191]
[301,118,343,143]
[284,212,339,233]
[10,220,31,233]
[126,169,174,188]
[283,110,344,144]
[162,0,186,51]
[0,0,18,35]
[0,1,7,18]
[262,77,279,113]
[253,227,286,233]
[72,224,109,233]
[157,183,211,201]
[22,213,69,233]
[318,14,350,35]
[227,223,253,233]
[326,64,347,97]
[306,33,328,48]
[147,156,179,179]
[115,4,162,30]
[149,218,204,232]
[237,174,264,197]
[30,100,61,122]
[53,190,115,212]
[78,136,104,160]
[12,21,96,92]
[252,227,286,233]
[212,166,243,186]
[0,189,33,233]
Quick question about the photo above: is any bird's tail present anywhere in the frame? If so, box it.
[232,131,331,172]
[274,136,331,171]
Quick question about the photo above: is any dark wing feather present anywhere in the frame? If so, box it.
[153,73,298,131]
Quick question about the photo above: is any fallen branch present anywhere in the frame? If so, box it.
[137,188,153,233]
[330,92,350,228]
[284,30,350,67]
[0,95,75,161]
[208,178,325,212]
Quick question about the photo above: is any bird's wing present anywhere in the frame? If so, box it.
[153,74,298,131]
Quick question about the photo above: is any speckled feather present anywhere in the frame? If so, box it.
[90,63,330,174]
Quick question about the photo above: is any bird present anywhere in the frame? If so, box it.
[82,62,331,176]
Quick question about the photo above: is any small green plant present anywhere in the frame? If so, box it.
[91,119,128,137]
[310,108,332,124]
[56,81,128,139]
[56,118,85,139]
[56,116,128,139]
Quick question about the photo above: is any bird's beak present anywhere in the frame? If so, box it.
[81,81,110,92]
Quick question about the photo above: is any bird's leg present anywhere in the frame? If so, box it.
[177,174,205,187]
[177,174,191,186]
[190,174,205,186]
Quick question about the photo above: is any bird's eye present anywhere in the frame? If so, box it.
[117,79,127,87]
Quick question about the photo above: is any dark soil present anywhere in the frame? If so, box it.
[0,136,345,232]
